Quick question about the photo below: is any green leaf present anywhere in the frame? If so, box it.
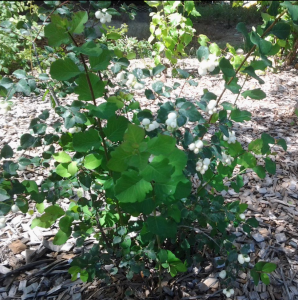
[230,109,251,122]
[242,66,265,84]
[147,134,176,155]
[250,31,272,55]
[221,102,236,111]
[176,68,190,79]
[107,32,121,40]
[22,180,38,193]
[146,216,177,238]
[253,165,266,179]
[246,217,259,228]
[73,129,101,152]
[50,58,81,81]
[196,46,209,61]
[281,2,298,25]
[20,134,35,149]
[56,163,72,177]
[250,269,260,286]
[12,69,27,79]
[236,22,254,51]
[141,158,174,183]
[197,34,210,46]
[88,102,118,119]
[84,153,102,170]
[268,1,279,16]
[115,170,152,203]
[68,162,78,176]
[16,79,30,96]
[53,229,70,245]
[262,262,277,273]
[44,15,71,47]
[219,58,235,77]
[242,89,266,100]
[270,22,291,39]
[179,102,204,122]
[16,198,28,213]
[264,157,276,175]
[1,144,13,158]
[59,215,73,233]
[152,64,165,76]
[124,124,145,145]
[69,11,88,34]
[209,43,221,56]
[248,139,263,154]
[277,139,287,151]
[0,189,10,201]
[75,41,103,56]
[53,151,71,163]
[103,116,129,142]
[238,152,256,168]
[145,89,155,100]
[260,273,270,285]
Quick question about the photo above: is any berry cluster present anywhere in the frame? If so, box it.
[141,118,159,132]
[223,288,235,298]
[221,151,234,166]
[95,9,112,23]
[238,254,250,264]
[68,126,82,134]
[116,72,144,90]
[207,99,218,115]
[165,112,179,131]
[223,130,237,144]
[196,158,210,174]
[198,54,219,76]
[188,140,203,154]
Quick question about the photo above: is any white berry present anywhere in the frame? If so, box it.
[11,204,20,213]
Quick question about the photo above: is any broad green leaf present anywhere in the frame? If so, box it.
[242,89,266,100]
[68,162,78,176]
[261,133,275,145]
[84,153,102,169]
[107,146,134,172]
[50,58,81,81]
[250,269,260,286]
[221,102,236,111]
[281,2,298,25]
[264,157,276,175]
[74,73,105,101]
[270,22,291,39]
[73,129,101,153]
[56,163,72,177]
[238,152,257,168]
[268,1,279,16]
[219,58,235,77]
[87,102,118,119]
[248,139,263,154]
[16,79,30,96]
[152,64,165,76]
[141,158,174,183]
[262,263,277,273]
[147,134,176,156]
[16,198,28,213]
[0,189,10,201]
[196,46,209,61]
[124,124,145,145]
[253,165,266,179]
[146,216,177,238]
[250,31,272,55]
[75,41,103,56]
[277,139,287,151]
[230,109,251,122]
[145,89,155,100]
[20,133,35,149]
[1,144,13,158]
[103,116,129,142]
[236,22,253,51]
[242,66,265,84]
[115,170,152,203]
[209,42,221,56]
[246,217,259,227]
[59,215,73,233]
[107,32,121,40]
[68,11,88,34]
[22,180,38,193]
[89,48,111,71]
[260,273,270,285]
[197,34,210,46]
[53,229,70,245]
[44,15,71,47]
[53,151,71,163]
[179,102,204,122]
[176,68,190,79]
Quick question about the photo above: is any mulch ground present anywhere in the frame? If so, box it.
[0,58,297,300]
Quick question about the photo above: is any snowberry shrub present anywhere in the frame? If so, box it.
[0,0,295,295]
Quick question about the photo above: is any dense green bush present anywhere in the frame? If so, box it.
[0,0,297,296]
